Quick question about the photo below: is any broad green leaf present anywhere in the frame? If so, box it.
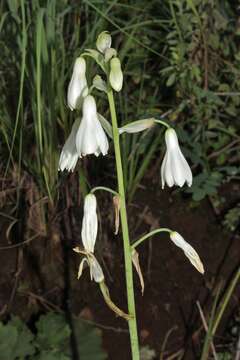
[73,319,107,360]
[34,351,70,360]
[0,322,18,360]
[11,317,35,358]
[35,313,70,352]
[0,317,35,360]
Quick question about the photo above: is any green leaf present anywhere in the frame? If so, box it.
[34,352,70,360]
[166,73,176,87]
[35,313,70,353]
[73,319,107,360]
[193,189,206,201]
[0,322,18,360]
[0,317,35,360]
[11,317,35,358]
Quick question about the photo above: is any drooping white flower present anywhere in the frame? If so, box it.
[73,247,104,283]
[161,128,192,188]
[58,119,80,172]
[96,31,112,53]
[67,57,88,111]
[76,95,109,157]
[170,231,204,274]
[81,194,98,253]
[73,193,104,283]
[109,57,123,92]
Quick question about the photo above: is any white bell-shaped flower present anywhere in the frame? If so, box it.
[76,95,109,157]
[170,231,204,274]
[58,119,80,172]
[161,128,192,188]
[67,57,88,111]
[81,194,98,253]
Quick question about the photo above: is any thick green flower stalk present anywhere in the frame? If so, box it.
[58,31,204,360]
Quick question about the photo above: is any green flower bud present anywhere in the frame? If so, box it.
[109,57,123,92]
[105,47,117,62]
[96,31,112,53]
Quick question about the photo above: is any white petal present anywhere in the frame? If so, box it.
[94,116,109,155]
[77,257,89,279]
[165,128,179,150]
[58,119,80,172]
[67,57,88,111]
[76,120,99,156]
[178,151,193,186]
[164,151,175,187]
[76,95,109,157]
[90,256,104,283]
[81,194,98,253]
[161,153,167,189]
[170,150,186,187]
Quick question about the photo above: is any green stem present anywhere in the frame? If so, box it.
[212,266,240,335]
[107,89,140,360]
[131,228,171,249]
[91,186,118,196]
[154,119,170,128]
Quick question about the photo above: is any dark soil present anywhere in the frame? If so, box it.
[0,177,239,360]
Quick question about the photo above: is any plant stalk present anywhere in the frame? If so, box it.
[107,89,140,360]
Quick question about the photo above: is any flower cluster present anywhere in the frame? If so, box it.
[59,30,125,172]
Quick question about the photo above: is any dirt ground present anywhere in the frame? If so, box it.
[0,176,239,359]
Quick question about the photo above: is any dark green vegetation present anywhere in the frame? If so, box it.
[0,1,239,359]
[0,313,107,359]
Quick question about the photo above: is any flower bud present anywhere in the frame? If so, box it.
[105,47,117,62]
[119,119,155,134]
[96,31,112,53]
[170,231,204,274]
[109,57,123,92]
